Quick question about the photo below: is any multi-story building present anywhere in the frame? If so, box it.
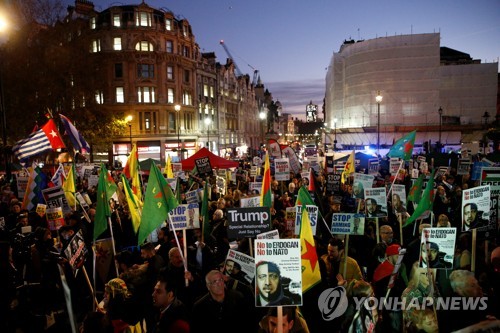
[325,33,498,153]
[64,0,263,164]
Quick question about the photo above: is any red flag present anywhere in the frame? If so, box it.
[12,119,65,160]
[308,168,315,192]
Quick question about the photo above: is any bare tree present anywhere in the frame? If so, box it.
[11,0,66,26]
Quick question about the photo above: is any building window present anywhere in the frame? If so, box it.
[182,91,192,105]
[95,91,104,104]
[135,41,154,52]
[90,17,96,29]
[136,12,151,27]
[183,70,190,83]
[182,46,190,57]
[113,14,121,27]
[166,40,173,53]
[165,19,172,31]
[116,87,124,103]
[167,88,175,103]
[138,87,156,103]
[137,64,154,78]
[168,112,176,131]
[167,66,174,80]
[144,112,151,130]
[115,63,123,78]
[182,25,188,37]
[210,86,214,98]
[113,37,122,51]
[203,84,209,97]
[91,39,101,53]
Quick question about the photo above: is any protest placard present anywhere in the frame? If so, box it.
[462,185,491,232]
[223,249,255,285]
[168,203,200,230]
[274,158,290,181]
[419,227,456,269]
[254,239,302,306]
[364,187,388,218]
[294,205,318,235]
[227,207,271,238]
[331,213,365,235]
[353,173,374,199]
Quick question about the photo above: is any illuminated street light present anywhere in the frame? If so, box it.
[375,92,383,155]
[259,111,266,148]
[126,115,133,153]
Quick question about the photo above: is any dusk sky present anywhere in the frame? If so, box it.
[72,0,499,120]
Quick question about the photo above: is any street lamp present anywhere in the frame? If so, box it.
[259,111,266,149]
[375,92,383,155]
[204,116,211,150]
[0,14,9,181]
[438,106,443,150]
[332,118,338,151]
[175,104,181,160]
[126,115,132,153]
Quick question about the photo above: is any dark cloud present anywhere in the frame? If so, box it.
[265,79,325,120]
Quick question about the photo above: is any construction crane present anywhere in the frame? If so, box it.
[219,39,259,85]
[219,40,243,77]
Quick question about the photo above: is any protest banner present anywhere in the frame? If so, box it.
[63,229,88,273]
[419,227,456,269]
[281,146,302,175]
[254,238,302,306]
[325,155,334,173]
[368,159,379,175]
[274,158,290,181]
[331,213,365,235]
[480,167,500,235]
[462,185,491,232]
[294,205,318,235]
[227,207,271,238]
[249,182,262,194]
[223,249,255,285]
[457,158,472,176]
[36,203,47,216]
[168,203,200,230]
[46,206,64,231]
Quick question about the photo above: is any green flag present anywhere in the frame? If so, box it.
[407,173,424,205]
[94,164,118,241]
[201,181,211,242]
[295,186,323,220]
[403,170,435,227]
[387,130,416,161]
[138,163,179,245]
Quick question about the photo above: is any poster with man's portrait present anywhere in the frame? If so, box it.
[364,187,388,218]
[462,185,491,232]
[224,249,255,285]
[352,173,374,199]
[254,239,302,307]
[419,227,455,270]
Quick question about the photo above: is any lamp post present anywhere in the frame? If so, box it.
[0,15,10,181]
[438,106,443,150]
[259,111,266,150]
[332,118,338,151]
[375,92,383,155]
[204,116,211,150]
[175,104,181,160]
[126,115,132,153]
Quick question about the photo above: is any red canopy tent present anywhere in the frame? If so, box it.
[180,147,239,170]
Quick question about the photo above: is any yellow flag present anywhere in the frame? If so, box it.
[341,150,355,184]
[300,205,321,292]
[63,164,77,207]
[121,174,142,233]
[165,154,174,178]
[124,145,143,202]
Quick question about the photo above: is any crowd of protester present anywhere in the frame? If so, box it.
[0,157,499,332]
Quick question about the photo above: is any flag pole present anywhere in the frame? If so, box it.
[168,214,189,286]
[387,159,404,200]
[107,216,119,277]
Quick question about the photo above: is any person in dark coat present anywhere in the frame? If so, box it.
[152,274,190,333]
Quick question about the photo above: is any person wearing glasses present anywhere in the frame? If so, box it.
[191,270,255,333]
